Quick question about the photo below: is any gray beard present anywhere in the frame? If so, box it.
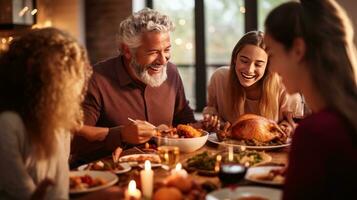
[131,58,168,87]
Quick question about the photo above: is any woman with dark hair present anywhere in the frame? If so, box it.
[264,0,357,199]
[203,31,304,134]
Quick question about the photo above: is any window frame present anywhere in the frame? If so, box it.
[147,0,258,111]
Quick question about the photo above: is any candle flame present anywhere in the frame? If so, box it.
[215,155,222,172]
[128,180,136,192]
[216,154,222,162]
[144,160,151,171]
[244,162,250,168]
[240,146,246,151]
[175,163,182,171]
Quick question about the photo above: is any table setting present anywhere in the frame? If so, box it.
[70,115,290,199]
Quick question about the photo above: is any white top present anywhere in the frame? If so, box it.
[204,67,304,123]
[0,111,70,200]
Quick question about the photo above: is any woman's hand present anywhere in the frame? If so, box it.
[30,178,54,200]
[202,114,221,132]
[279,111,297,137]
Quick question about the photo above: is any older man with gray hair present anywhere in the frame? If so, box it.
[71,8,195,164]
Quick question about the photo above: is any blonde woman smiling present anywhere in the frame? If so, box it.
[203,31,304,135]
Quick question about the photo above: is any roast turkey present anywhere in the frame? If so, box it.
[217,114,288,145]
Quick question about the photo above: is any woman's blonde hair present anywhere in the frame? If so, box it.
[228,31,281,121]
[265,0,357,134]
[0,28,92,159]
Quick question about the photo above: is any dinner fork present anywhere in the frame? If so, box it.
[128,117,157,129]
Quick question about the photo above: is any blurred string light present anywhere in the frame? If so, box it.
[185,42,193,50]
[239,6,246,14]
[18,6,38,20]
[0,37,14,52]
[32,20,52,29]
[178,19,186,26]
[208,26,215,33]
[18,6,29,17]
[31,9,38,15]
[44,20,52,27]
[175,38,183,45]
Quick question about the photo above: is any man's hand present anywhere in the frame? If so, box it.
[112,147,123,163]
[121,120,156,144]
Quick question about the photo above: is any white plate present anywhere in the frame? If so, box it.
[77,162,131,174]
[208,133,291,150]
[118,154,161,167]
[206,186,282,200]
[69,171,118,194]
[245,166,285,186]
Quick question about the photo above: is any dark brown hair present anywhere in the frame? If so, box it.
[265,0,357,133]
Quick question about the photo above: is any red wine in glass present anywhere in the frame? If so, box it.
[218,163,247,186]
[293,116,304,124]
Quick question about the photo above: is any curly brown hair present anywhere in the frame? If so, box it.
[0,28,92,159]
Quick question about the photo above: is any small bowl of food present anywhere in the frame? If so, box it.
[155,124,209,153]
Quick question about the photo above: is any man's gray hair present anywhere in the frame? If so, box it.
[117,8,175,54]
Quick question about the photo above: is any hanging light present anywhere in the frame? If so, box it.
[18,6,29,17]
[31,9,38,15]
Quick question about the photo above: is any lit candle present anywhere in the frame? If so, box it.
[215,154,222,172]
[125,180,141,200]
[171,163,188,177]
[228,145,234,162]
[140,160,153,199]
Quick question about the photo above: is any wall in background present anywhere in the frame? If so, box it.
[36,0,85,44]
[85,0,132,64]
[339,0,357,46]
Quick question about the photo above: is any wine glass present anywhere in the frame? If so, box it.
[218,163,247,187]
[292,93,306,123]
[217,145,247,187]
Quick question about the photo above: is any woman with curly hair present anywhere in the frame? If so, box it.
[0,28,121,200]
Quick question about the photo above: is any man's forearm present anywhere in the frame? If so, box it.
[76,125,110,142]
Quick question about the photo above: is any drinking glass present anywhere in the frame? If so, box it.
[217,145,247,187]
[292,93,307,123]
[218,163,247,187]
[157,146,180,169]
